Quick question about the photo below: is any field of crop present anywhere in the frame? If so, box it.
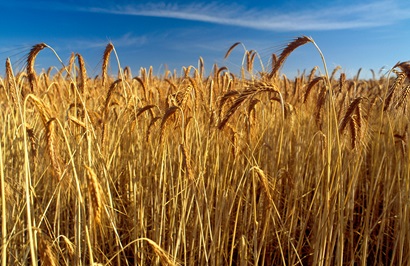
[0,36,409,265]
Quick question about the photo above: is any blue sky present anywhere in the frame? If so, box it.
[1,0,410,78]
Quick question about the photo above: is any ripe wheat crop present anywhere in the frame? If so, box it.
[0,37,409,265]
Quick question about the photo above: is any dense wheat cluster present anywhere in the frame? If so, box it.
[1,36,410,265]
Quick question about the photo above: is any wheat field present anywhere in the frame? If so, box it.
[0,36,409,265]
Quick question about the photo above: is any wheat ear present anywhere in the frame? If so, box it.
[198,56,204,79]
[180,144,194,181]
[349,114,359,149]
[339,97,364,134]
[26,125,38,173]
[5,58,18,108]
[84,165,104,228]
[146,116,161,142]
[45,118,62,180]
[395,84,410,110]
[251,166,275,206]
[303,76,326,103]
[330,66,342,82]
[76,53,87,94]
[315,87,327,129]
[104,79,122,113]
[27,43,47,93]
[102,43,114,87]
[224,42,242,59]
[384,72,406,111]
[307,66,318,83]
[218,85,279,130]
[160,106,180,143]
[395,61,410,79]
[38,233,58,266]
[270,36,312,78]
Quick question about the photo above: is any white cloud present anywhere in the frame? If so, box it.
[53,33,148,52]
[79,1,410,31]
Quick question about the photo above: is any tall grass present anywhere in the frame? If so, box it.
[0,36,409,265]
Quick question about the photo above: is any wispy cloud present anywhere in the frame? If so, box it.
[79,1,410,31]
[52,33,148,52]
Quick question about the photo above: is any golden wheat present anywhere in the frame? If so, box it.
[27,43,47,93]
[102,43,114,87]
[84,165,104,228]
[76,53,87,94]
[270,36,312,78]
[2,36,410,265]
